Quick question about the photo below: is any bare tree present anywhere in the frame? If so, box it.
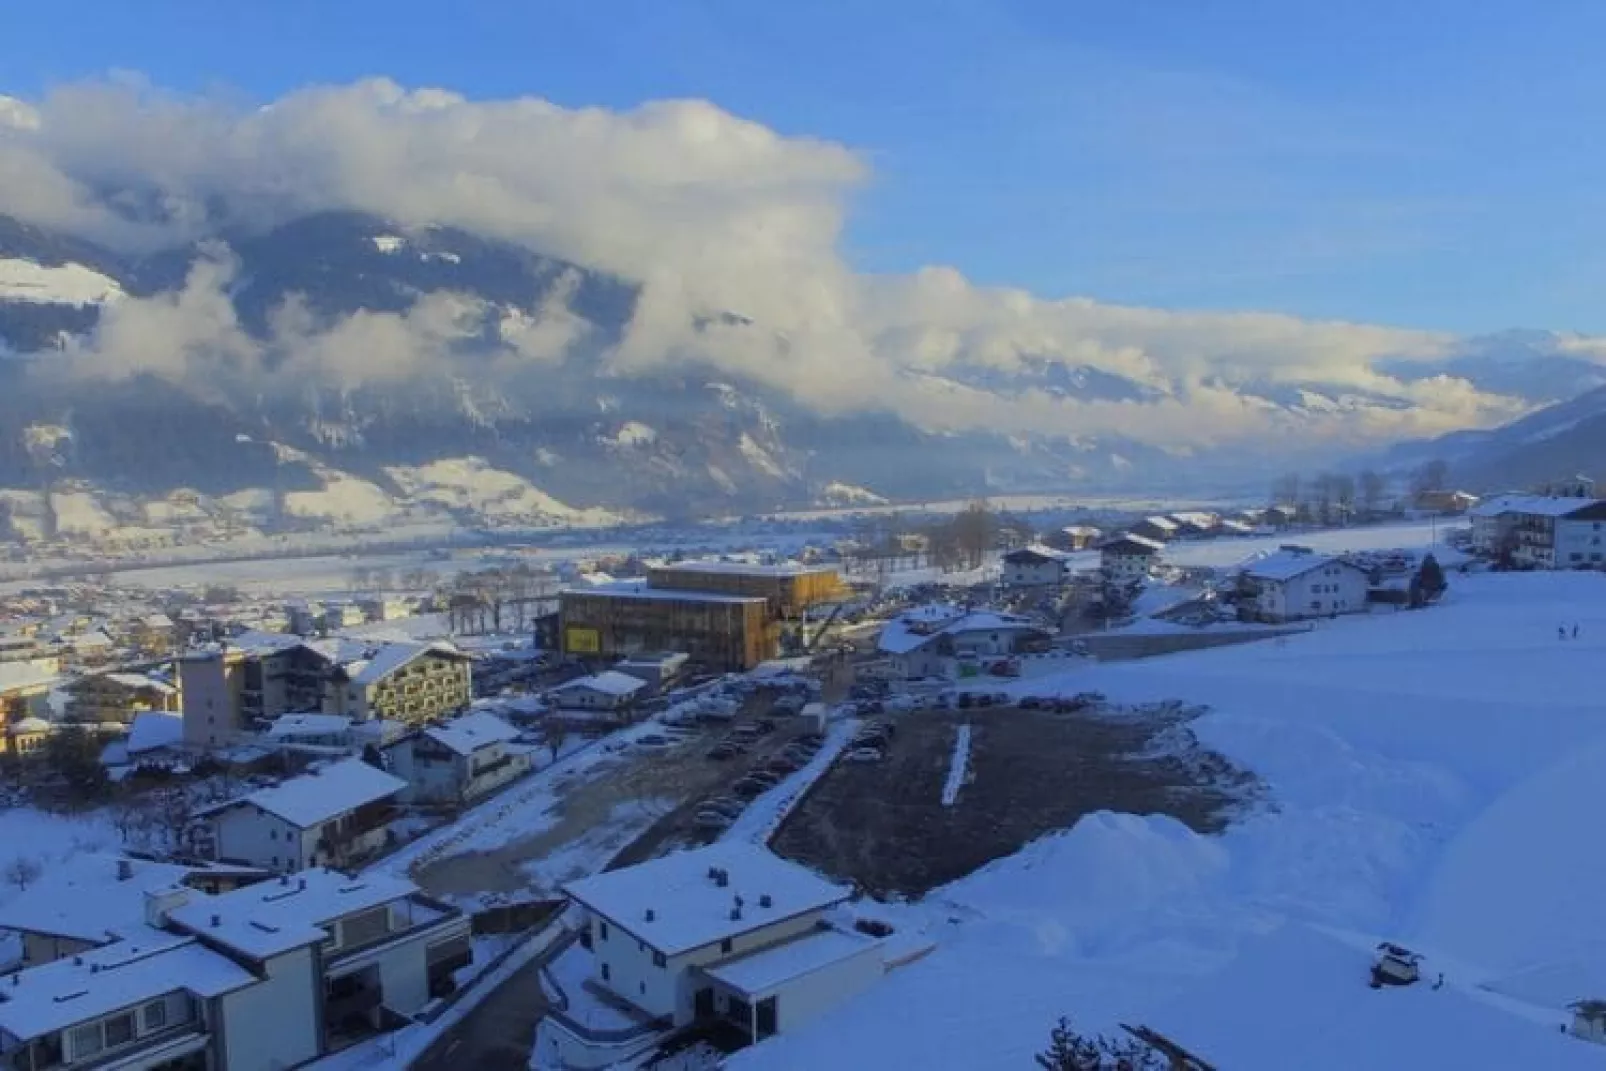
[1412,458,1451,496]
[5,857,42,892]
[1310,473,1337,525]
[1271,472,1301,508]
[1332,473,1357,519]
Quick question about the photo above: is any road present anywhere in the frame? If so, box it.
[412,943,564,1071]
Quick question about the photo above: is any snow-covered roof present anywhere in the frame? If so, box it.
[653,560,838,578]
[703,925,879,996]
[203,757,405,829]
[877,606,1047,656]
[1100,533,1165,555]
[140,613,174,629]
[556,670,648,698]
[267,713,353,739]
[1003,544,1071,564]
[0,855,197,942]
[1469,493,1602,519]
[167,868,433,960]
[97,672,177,694]
[576,581,766,605]
[0,662,56,695]
[1242,550,1367,582]
[10,716,51,734]
[347,640,467,686]
[564,843,852,957]
[1168,511,1218,528]
[126,710,184,754]
[1149,923,1602,1071]
[227,629,303,655]
[0,933,255,1041]
[422,711,521,756]
[1062,524,1103,536]
[1138,515,1179,530]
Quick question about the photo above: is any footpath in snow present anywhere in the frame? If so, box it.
[940,724,972,807]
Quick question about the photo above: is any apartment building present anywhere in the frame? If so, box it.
[65,671,178,726]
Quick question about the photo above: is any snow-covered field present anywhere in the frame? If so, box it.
[732,569,1606,1069]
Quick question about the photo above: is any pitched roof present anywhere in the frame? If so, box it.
[877,606,1047,655]
[1470,493,1601,519]
[1100,533,1165,554]
[203,758,405,829]
[167,867,431,960]
[1242,550,1367,582]
[126,710,184,754]
[0,933,255,1041]
[422,711,521,755]
[266,713,353,738]
[1003,544,1071,564]
[557,670,648,698]
[563,843,851,957]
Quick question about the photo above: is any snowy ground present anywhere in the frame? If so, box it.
[731,570,1606,1069]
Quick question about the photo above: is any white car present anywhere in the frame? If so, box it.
[846,747,883,764]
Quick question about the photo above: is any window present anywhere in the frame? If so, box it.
[1572,553,1584,562]
[143,999,168,1031]
[598,921,609,941]
[601,963,611,981]
[104,1012,135,1048]
[70,1024,104,1059]
[720,938,733,955]
[1310,601,1322,611]
[269,829,278,840]
[653,951,667,968]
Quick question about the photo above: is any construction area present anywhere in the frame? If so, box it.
[771,701,1261,899]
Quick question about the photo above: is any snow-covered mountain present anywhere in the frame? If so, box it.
[0,207,1601,541]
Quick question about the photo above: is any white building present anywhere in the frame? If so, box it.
[1099,534,1164,581]
[875,605,1052,679]
[551,670,648,712]
[384,710,530,805]
[1469,494,1606,568]
[199,758,407,872]
[562,843,884,1046]
[1239,547,1371,623]
[1000,545,1072,587]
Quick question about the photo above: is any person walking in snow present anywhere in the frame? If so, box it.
[1560,625,1568,640]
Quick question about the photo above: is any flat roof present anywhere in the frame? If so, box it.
[566,581,766,605]
[0,933,255,1041]
[168,868,429,960]
[564,843,851,958]
[703,925,879,995]
[652,560,838,578]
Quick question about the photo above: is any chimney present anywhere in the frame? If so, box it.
[759,894,773,909]
[211,914,221,928]
[116,859,133,882]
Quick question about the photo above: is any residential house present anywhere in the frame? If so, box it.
[1099,534,1164,582]
[267,713,358,751]
[0,866,469,1071]
[1044,525,1103,552]
[1238,547,1371,623]
[1128,516,1179,543]
[0,661,57,727]
[66,670,179,725]
[875,605,1052,679]
[1571,1000,1606,1045]
[129,613,177,656]
[383,711,530,806]
[2,717,52,758]
[197,757,407,872]
[1469,494,1606,568]
[0,855,271,968]
[562,843,883,1048]
[550,670,649,712]
[1167,512,1220,539]
[1000,545,1072,588]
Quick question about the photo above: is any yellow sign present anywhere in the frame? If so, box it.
[565,627,601,654]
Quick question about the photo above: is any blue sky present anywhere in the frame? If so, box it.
[8,0,1606,334]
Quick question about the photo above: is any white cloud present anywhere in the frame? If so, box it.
[0,78,1550,448]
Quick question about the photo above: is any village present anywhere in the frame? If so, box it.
[0,474,1601,1070]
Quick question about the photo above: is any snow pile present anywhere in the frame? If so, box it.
[608,421,658,447]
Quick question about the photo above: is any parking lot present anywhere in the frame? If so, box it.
[771,700,1261,898]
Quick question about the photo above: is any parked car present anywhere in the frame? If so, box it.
[700,797,745,818]
[636,733,670,748]
[767,756,802,775]
[732,778,768,799]
[694,810,734,831]
[846,748,883,764]
[707,743,744,760]
[795,731,825,747]
[1018,696,1043,710]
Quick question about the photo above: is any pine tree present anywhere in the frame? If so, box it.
[1418,553,1447,600]
[1035,1018,1165,1070]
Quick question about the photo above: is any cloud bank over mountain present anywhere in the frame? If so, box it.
[0,78,1561,447]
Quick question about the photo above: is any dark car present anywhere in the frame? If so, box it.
[732,778,768,799]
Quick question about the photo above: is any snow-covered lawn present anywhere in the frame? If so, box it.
[731,570,1606,1069]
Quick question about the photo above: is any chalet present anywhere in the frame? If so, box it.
[1043,525,1102,552]
[383,711,530,806]
[197,757,407,872]
[1128,516,1179,544]
[1167,512,1220,539]
[1238,547,1370,623]
[561,843,883,1050]
[1099,534,1164,582]
[550,670,649,712]
[66,670,178,725]
[1001,545,1072,588]
[875,605,1052,679]
[1414,489,1479,515]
